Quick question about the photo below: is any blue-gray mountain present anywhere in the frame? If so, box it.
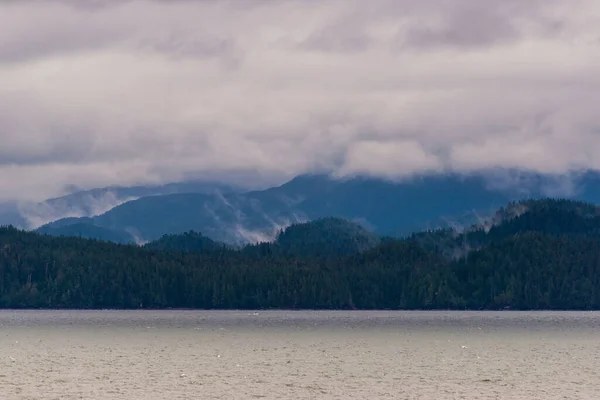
[2,180,240,230]
[33,170,600,245]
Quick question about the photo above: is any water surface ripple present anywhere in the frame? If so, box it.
[1,310,599,399]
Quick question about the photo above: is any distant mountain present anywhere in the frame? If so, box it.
[38,188,299,244]
[7,180,240,229]
[34,170,600,245]
[37,221,135,244]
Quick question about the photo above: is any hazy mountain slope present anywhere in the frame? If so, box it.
[36,171,600,244]
[91,191,299,243]
[0,202,27,228]
[37,222,135,244]
[279,174,511,234]
[7,180,240,230]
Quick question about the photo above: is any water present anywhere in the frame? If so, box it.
[1,311,599,399]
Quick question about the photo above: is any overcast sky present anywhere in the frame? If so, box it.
[1,0,599,202]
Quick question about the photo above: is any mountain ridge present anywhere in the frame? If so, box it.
[4,179,242,230]
[34,170,600,245]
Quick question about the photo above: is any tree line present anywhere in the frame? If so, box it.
[2,199,600,310]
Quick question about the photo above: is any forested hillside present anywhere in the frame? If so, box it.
[410,198,600,259]
[243,218,381,257]
[2,198,600,310]
[143,218,380,257]
[143,231,225,252]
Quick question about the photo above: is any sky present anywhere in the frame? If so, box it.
[1,0,599,202]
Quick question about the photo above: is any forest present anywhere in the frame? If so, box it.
[2,198,600,310]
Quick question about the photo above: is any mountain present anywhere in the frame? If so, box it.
[35,170,600,245]
[4,198,600,309]
[5,179,241,230]
[37,221,135,244]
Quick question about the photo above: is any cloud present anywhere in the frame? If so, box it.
[337,140,442,178]
[400,0,566,50]
[0,0,599,202]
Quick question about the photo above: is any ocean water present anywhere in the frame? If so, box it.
[1,310,599,399]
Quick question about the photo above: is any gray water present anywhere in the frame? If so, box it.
[1,311,599,399]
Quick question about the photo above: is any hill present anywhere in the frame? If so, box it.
[4,199,600,309]
[410,198,600,259]
[142,218,380,257]
[486,198,600,238]
[144,231,225,252]
[244,217,381,257]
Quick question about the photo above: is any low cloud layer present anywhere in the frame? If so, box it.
[1,0,599,202]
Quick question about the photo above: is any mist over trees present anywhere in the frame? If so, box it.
[2,199,600,310]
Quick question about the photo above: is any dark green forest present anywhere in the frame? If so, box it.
[2,198,600,310]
